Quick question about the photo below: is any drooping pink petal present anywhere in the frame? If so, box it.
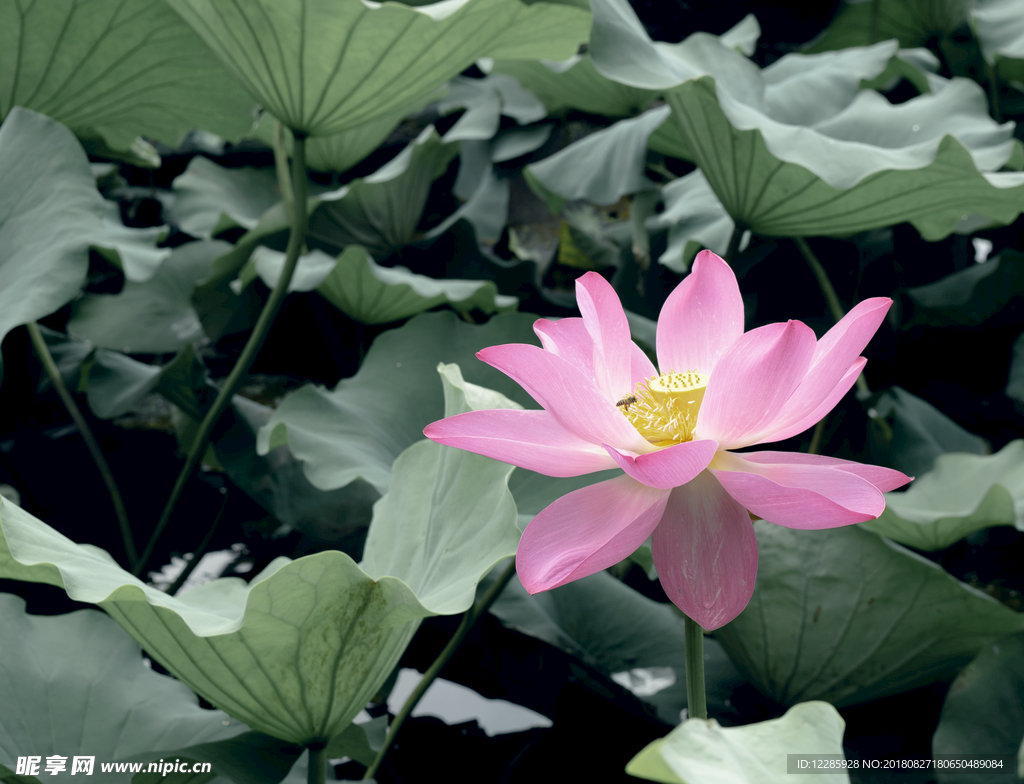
[754,298,891,444]
[535,316,656,391]
[652,471,757,630]
[754,357,865,445]
[737,451,912,492]
[576,271,637,400]
[478,343,653,454]
[603,438,719,489]
[710,450,909,529]
[518,475,670,594]
[696,320,817,449]
[656,250,744,377]
[424,409,619,476]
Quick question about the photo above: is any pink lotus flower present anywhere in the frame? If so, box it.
[424,251,910,629]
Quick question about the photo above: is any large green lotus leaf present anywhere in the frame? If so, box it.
[0,594,244,784]
[905,250,1024,328]
[715,522,1024,708]
[257,311,540,493]
[971,0,1024,83]
[805,0,970,54]
[0,414,518,744]
[627,702,848,784]
[590,0,1024,240]
[488,571,746,725]
[0,0,254,152]
[0,109,158,377]
[164,0,589,138]
[171,158,282,241]
[863,441,1024,551]
[306,126,458,258]
[526,106,668,208]
[932,632,1024,784]
[245,245,517,324]
[874,386,988,478]
[67,241,230,353]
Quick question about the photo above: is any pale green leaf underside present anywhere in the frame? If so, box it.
[165,0,589,137]
[666,77,1024,240]
[589,0,1024,239]
[932,632,1024,784]
[0,418,518,745]
[0,0,255,150]
[864,440,1024,551]
[0,594,244,784]
[627,702,849,784]
[715,523,1024,708]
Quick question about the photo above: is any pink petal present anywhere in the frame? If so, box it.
[757,357,865,444]
[656,250,744,377]
[576,272,637,400]
[517,475,671,593]
[424,409,619,476]
[738,451,912,492]
[603,438,719,489]
[652,471,757,630]
[696,320,817,449]
[478,343,653,453]
[535,316,656,391]
[710,450,908,529]
[756,298,890,444]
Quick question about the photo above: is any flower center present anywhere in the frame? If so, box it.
[616,369,708,447]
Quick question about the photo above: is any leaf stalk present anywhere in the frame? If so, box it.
[27,321,137,565]
[362,558,518,780]
[133,135,310,577]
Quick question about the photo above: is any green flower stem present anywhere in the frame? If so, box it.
[683,613,707,720]
[363,558,518,781]
[26,321,137,566]
[166,488,229,596]
[307,743,327,784]
[793,237,868,396]
[133,135,310,578]
[794,236,893,443]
